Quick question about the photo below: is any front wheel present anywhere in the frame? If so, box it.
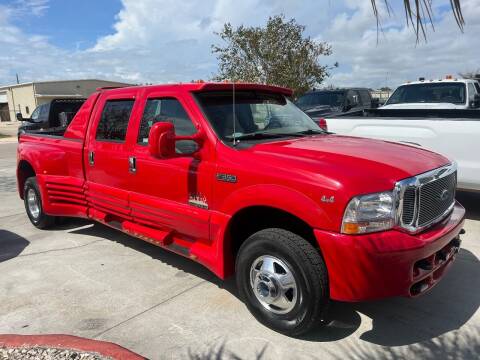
[236,228,329,336]
[24,177,55,229]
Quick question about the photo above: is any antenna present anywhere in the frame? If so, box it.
[232,79,237,146]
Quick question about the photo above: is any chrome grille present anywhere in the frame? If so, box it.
[401,187,416,225]
[396,164,457,233]
[417,172,456,226]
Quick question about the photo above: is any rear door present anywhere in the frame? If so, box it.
[84,89,138,222]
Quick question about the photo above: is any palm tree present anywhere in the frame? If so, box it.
[370,0,465,41]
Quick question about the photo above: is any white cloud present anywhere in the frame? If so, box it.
[326,0,480,88]
[0,0,479,89]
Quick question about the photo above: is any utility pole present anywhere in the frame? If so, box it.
[16,73,20,84]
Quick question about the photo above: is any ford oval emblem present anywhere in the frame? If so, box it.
[439,189,450,201]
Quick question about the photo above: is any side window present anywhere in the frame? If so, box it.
[138,98,197,153]
[474,82,480,94]
[468,83,476,101]
[37,104,50,123]
[96,100,134,142]
[359,90,371,106]
[346,91,359,107]
[30,106,41,122]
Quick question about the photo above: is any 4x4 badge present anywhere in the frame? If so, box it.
[321,195,335,203]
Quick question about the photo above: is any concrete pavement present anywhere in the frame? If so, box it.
[1,142,479,359]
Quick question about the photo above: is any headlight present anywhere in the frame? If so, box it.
[341,191,395,234]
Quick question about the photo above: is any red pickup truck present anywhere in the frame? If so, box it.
[17,82,465,335]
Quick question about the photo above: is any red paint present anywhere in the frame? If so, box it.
[17,82,464,301]
[0,334,144,359]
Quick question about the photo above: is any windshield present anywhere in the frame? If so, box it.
[296,91,345,109]
[196,91,323,143]
[386,83,466,105]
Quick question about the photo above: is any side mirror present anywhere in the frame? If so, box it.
[148,122,204,158]
[148,122,176,158]
[16,113,24,121]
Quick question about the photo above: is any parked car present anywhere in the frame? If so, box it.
[382,77,480,110]
[295,88,377,127]
[17,82,465,335]
[17,98,86,137]
[324,106,480,192]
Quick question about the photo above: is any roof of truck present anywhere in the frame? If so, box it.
[401,78,479,86]
[96,82,293,96]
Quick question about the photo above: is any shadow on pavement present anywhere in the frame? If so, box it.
[68,221,480,347]
[457,191,480,221]
[355,248,480,346]
[327,324,480,360]
[0,229,29,263]
[69,222,222,287]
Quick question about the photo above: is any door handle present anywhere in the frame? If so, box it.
[88,151,94,166]
[129,156,137,174]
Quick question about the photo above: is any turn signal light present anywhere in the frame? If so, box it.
[342,223,360,234]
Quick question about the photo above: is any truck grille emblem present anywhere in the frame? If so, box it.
[439,189,450,201]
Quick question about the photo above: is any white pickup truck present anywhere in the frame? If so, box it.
[324,79,480,192]
[382,78,480,110]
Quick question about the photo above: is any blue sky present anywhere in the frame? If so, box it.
[4,0,122,49]
[0,0,479,89]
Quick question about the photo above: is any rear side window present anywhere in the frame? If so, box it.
[137,98,196,144]
[96,100,134,142]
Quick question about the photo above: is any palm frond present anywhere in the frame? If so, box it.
[372,0,465,42]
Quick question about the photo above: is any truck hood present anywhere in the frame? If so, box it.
[381,103,465,110]
[247,134,450,192]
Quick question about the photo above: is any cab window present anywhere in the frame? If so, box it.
[95,100,135,142]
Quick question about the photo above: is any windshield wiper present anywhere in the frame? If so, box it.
[225,132,297,141]
[292,129,330,135]
[226,129,331,141]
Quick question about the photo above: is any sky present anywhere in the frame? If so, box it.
[0,0,479,89]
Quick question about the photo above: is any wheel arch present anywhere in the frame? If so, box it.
[17,160,36,199]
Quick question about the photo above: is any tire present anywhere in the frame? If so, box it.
[23,177,55,229]
[236,228,329,336]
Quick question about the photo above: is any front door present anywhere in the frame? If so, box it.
[128,92,213,244]
[84,90,138,222]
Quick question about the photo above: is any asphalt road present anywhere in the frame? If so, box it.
[1,141,479,359]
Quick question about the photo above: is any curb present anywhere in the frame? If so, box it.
[0,334,145,359]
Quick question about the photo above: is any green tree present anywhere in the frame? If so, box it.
[212,15,334,95]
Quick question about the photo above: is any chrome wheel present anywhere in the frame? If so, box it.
[250,255,298,314]
[27,188,40,219]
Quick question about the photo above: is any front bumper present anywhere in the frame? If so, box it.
[315,201,465,302]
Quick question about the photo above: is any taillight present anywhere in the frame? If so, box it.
[316,118,328,131]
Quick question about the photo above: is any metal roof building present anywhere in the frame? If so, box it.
[0,79,132,122]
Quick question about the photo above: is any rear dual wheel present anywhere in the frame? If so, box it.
[236,228,329,336]
[24,177,55,229]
